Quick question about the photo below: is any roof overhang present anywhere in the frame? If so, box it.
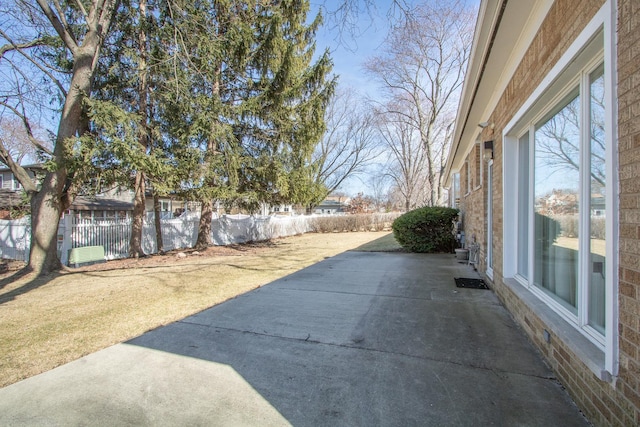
[71,197,134,211]
[443,0,554,187]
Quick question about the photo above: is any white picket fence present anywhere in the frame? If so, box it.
[0,213,317,265]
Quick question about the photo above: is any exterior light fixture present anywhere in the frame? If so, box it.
[478,121,494,129]
[483,140,494,162]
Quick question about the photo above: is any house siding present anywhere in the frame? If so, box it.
[617,0,640,425]
[459,143,487,270]
[456,0,640,425]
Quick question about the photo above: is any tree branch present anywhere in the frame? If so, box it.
[0,101,55,157]
[36,0,79,52]
[0,29,68,98]
[0,140,38,194]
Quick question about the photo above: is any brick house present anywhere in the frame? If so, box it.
[444,0,639,425]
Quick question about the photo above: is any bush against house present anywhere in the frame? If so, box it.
[392,207,458,253]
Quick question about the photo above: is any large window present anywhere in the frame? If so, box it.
[516,60,606,342]
[533,88,581,315]
[504,4,616,378]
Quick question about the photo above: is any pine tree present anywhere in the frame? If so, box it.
[157,0,335,249]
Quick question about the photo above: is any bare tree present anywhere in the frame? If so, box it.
[365,0,474,206]
[376,105,429,210]
[312,88,379,205]
[0,0,119,275]
[366,168,391,212]
[319,0,413,48]
[0,117,51,165]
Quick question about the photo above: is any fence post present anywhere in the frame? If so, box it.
[59,213,73,266]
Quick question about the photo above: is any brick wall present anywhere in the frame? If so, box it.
[616,0,640,423]
[464,0,640,425]
[459,143,487,269]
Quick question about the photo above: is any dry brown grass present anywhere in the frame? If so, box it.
[0,231,391,388]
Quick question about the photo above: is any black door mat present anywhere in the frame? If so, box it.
[454,277,489,289]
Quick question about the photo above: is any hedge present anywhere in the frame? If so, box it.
[392,207,459,253]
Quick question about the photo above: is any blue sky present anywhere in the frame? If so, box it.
[310,1,396,99]
[308,1,398,196]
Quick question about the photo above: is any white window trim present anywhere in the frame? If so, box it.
[503,2,618,379]
[11,173,19,191]
[486,159,494,280]
[451,172,461,208]
[474,142,483,191]
[464,160,471,196]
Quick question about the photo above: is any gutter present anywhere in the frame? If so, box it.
[444,0,508,185]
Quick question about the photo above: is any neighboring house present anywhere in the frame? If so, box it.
[444,0,639,424]
[269,204,294,215]
[314,199,348,215]
[0,164,43,219]
[69,195,133,221]
[313,193,350,215]
[143,194,199,219]
[0,164,135,220]
[0,166,194,221]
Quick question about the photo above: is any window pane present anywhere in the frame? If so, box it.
[534,90,580,313]
[589,64,606,334]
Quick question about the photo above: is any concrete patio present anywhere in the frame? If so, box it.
[0,250,590,426]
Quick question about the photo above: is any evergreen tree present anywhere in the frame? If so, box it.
[89,0,177,257]
[157,0,335,248]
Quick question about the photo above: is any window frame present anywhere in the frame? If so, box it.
[502,3,617,378]
[475,142,483,190]
[451,173,460,209]
[464,160,471,195]
[515,57,604,346]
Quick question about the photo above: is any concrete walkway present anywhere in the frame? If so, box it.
[0,251,589,426]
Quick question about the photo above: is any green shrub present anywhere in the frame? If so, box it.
[392,207,459,253]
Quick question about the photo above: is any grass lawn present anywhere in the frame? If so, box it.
[0,231,394,388]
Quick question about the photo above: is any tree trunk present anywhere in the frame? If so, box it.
[25,46,96,274]
[196,199,214,250]
[26,175,66,274]
[129,171,146,258]
[153,193,164,253]
[23,1,118,276]
[129,0,149,259]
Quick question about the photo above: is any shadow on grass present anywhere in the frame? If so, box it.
[351,233,405,252]
[0,269,64,305]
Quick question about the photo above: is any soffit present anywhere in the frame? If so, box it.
[444,0,554,185]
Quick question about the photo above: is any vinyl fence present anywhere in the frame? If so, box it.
[3,212,394,265]
[1,212,399,265]
[0,217,30,262]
